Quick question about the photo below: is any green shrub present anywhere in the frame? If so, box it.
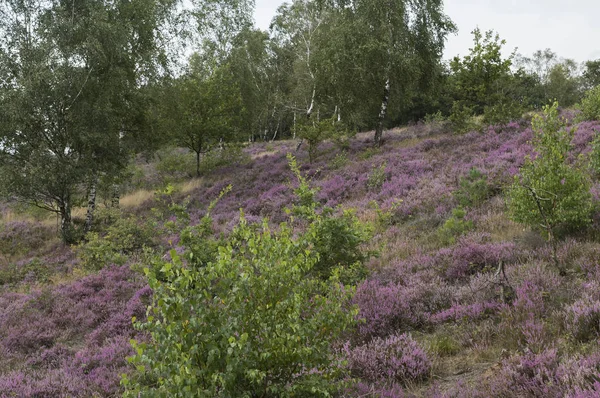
[578,85,600,122]
[589,132,600,177]
[368,199,403,230]
[78,212,155,270]
[156,147,196,180]
[424,110,446,125]
[288,154,372,283]
[508,102,592,239]
[454,168,493,207]
[123,214,358,397]
[367,162,387,192]
[437,207,473,245]
[298,117,349,163]
[330,151,349,170]
[483,98,523,126]
[428,334,461,357]
[198,144,250,174]
[0,258,51,286]
[449,102,480,134]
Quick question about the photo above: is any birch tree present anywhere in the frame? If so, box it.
[327,0,455,146]
[0,0,178,243]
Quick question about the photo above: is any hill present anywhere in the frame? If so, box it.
[2,115,600,396]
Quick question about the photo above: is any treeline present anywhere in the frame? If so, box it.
[0,0,599,243]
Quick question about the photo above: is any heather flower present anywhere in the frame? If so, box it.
[344,333,431,384]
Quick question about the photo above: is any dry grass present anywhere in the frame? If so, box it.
[251,150,278,160]
[119,189,154,209]
[180,178,204,194]
[0,208,56,227]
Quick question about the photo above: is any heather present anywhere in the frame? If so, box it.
[3,116,600,395]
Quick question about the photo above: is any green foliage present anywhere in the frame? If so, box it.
[358,147,381,161]
[578,85,600,122]
[368,199,403,230]
[158,62,243,176]
[449,29,522,127]
[428,334,461,357]
[449,102,479,134]
[454,168,493,208]
[298,117,349,163]
[78,211,155,271]
[589,132,600,178]
[198,144,250,174]
[545,61,582,107]
[156,147,196,181]
[437,207,473,246]
[288,154,373,283]
[508,102,592,238]
[367,162,388,192]
[483,98,524,126]
[0,0,177,243]
[123,200,358,396]
[424,111,447,126]
[330,151,349,170]
[583,59,600,89]
[0,258,51,286]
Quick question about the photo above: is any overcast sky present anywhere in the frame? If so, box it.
[253,0,600,63]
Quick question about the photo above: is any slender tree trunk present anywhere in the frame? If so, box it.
[271,120,280,142]
[374,77,390,147]
[196,150,201,177]
[59,198,73,244]
[293,110,297,140]
[84,173,98,235]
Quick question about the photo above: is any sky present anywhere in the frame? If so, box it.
[253,0,600,63]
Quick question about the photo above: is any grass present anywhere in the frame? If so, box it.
[119,189,155,209]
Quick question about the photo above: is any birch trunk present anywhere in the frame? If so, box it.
[84,173,98,234]
[374,77,390,147]
[59,198,73,244]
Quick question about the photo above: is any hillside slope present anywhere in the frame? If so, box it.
[2,118,600,396]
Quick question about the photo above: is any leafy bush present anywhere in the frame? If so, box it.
[330,151,349,170]
[297,116,349,163]
[155,147,196,180]
[198,144,250,174]
[589,132,600,177]
[123,215,358,397]
[454,168,493,207]
[289,154,372,283]
[424,110,446,125]
[508,102,592,244]
[437,207,473,245]
[124,160,371,397]
[0,258,51,286]
[343,333,431,384]
[578,85,600,122]
[367,162,388,192]
[483,98,523,126]
[78,212,155,270]
[449,102,479,134]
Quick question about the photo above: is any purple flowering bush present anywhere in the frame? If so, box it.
[344,333,431,384]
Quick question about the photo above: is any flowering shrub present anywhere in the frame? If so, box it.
[563,296,600,341]
[0,221,53,257]
[344,333,431,384]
